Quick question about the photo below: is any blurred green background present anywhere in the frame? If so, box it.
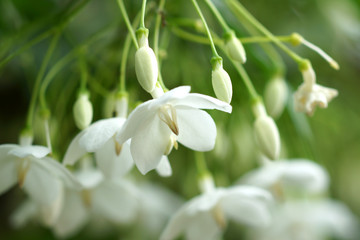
[1,0,360,239]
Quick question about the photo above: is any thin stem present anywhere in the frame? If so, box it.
[204,0,231,33]
[79,52,88,92]
[171,26,223,45]
[140,0,147,28]
[226,0,304,64]
[153,0,167,90]
[190,0,220,58]
[39,23,115,110]
[119,32,132,93]
[117,0,139,49]
[26,31,61,129]
[0,0,91,69]
[195,151,210,177]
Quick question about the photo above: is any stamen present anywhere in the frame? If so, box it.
[114,136,123,156]
[17,158,30,188]
[81,189,92,208]
[158,105,179,135]
[212,204,227,229]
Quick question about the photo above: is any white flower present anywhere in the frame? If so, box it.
[160,184,272,240]
[116,86,232,175]
[225,32,246,63]
[249,200,359,240]
[0,144,81,206]
[294,66,338,116]
[53,165,139,238]
[239,159,329,197]
[63,117,172,177]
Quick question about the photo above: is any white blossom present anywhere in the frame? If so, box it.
[160,182,272,240]
[294,66,338,116]
[116,86,232,175]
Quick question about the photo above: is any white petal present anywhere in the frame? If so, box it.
[173,93,232,113]
[177,107,217,151]
[150,86,191,107]
[0,156,17,195]
[53,190,89,238]
[75,167,104,189]
[155,156,172,177]
[39,157,82,190]
[130,116,172,175]
[186,211,221,240]
[92,180,138,223]
[9,145,50,158]
[63,131,87,166]
[40,183,64,226]
[220,186,272,227]
[160,205,189,240]
[23,161,62,205]
[95,139,134,179]
[79,117,125,152]
[116,101,155,144]
[10,199,38,228]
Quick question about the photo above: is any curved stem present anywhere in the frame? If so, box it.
[117,0,139,49]
[204,0,231,33]
[26,31,61,129]
[226,0,304,64]
[140,0,147,28]
[153,0,167,90]
[190,0,220,58]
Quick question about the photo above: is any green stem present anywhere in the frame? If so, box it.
[26,31,61,130]
[117,0,139,49]
[204,0,231,33]
[226,0,304,64]
[79,52,88,92]
[0,0,91,69]
[119,32,132,93]
[140,0,147,28]
[194,151,210,177]
[190,0,220,58]
[39,23,115,110]
[153,0,167,90]
[230,59,260,101]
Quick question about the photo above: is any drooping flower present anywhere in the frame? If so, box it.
[264,76,288,119]
[116,86,232,175]
[0,144,81,211]
[294,65,338,116]
[63,117,172,177]
[248,200,359,240]
[160,177,272,240]
[73,91,93,130]
[224,31,246,63]
[211,60,233,103]
[239,159,329,197]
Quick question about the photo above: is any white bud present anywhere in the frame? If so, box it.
[253,103,281,160]
[264,77,288,119]
[73,93,93,130]
[135,35,158,93]
[225,33,246,63]
[212,62,233,103]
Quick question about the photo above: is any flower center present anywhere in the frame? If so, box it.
[158,104,179,135]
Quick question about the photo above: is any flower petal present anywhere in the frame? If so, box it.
[10,199,38,229]
[155,156,172,177]
[95,139,134,179]
[220,186,272,227]
[186,212,221,240]
[116,101,155,144]
[173,93,232,113]
[53,190,89,239]
[23,162,62,206]
[79,117,125,152]
[63,131,87,166]
[150,86,191,107]
[177,107,217,151]
[9,145,50,159]
[0,156,17,195]
[130,116,172,175]
[39,157,82,190]
[160,205,190,240]
[92,179,138,223]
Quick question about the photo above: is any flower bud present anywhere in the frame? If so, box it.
[264,77,288,119]
[135,31,158,93]
[73,92,93,130]
[224,32,246,63]
[253,103,281,160]
[211,60,233,103]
